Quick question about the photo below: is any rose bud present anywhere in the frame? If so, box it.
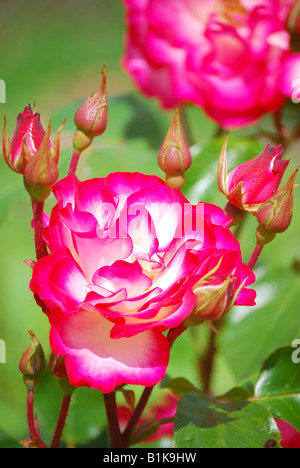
[73,66,108,153]
[49,353,75,396]
[218,136,290,214]
[158,107,192,190]
[185,276,236,326]
[3,104,52,174]
[19,331,46,391]
[23,124,59,202]
[257,169,298,234]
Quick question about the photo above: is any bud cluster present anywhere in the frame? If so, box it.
[3,104,65,202]
[218,135,298,245]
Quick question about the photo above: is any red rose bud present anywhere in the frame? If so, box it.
[257,169,298,234]
[3,104,52,174]
[49,353,75,395]
[218,136,289,213]
[19,331,46,391]
[49,353,68,380]
[158,107,192,189]
[23,123,59,202]
[73,66,108,153]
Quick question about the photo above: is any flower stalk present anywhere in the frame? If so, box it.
[50,394,73,448]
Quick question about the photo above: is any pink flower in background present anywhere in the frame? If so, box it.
[30,172,255,393]
[118,392,179,442]
[276,419,300,448]
[122,0,299,128]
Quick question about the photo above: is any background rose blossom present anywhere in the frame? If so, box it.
[122,0,299,128]
[276,419,300,448]
[30,172,255,393]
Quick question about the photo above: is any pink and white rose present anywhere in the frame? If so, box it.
[122,0,299,128]
[30,172,255,393]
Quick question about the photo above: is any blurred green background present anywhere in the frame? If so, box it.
[0,0,299,448]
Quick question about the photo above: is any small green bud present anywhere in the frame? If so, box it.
[19,331,46,391]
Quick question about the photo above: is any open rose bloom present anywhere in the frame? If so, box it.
[30,172,255,393]
[122,0,299,128]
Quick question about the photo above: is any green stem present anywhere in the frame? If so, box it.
[123,386,153,447]
[103,392,125,448]
[122,322,187,447]
[200,328,217,395]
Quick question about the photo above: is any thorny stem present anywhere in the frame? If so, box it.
[68,151,81,177]
[27,389,48,448]
[123,386,153,447]
[122,322,187,447]
[32,200,48,260]
[51,394,72,448]
[103,392,125,448]
[200,328,217,395]
[247,244,263,270]
[199,209,246,393]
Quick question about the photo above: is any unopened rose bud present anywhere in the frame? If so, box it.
[218,136,289,214]
[158,108,192,190]
[19,331,46,391]
[257,169,298,234]
[185,276,235,326]
[23,124,59,202]
[49,353,75,396]
[73,66,108,153]
[3,104,52,174]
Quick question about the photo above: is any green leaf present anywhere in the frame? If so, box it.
[220,267,300,381]
[174,391,280,448]
[162,377,199,397]
[174,347,300,448]
[0,430,22,448]
[254,346,300,432]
